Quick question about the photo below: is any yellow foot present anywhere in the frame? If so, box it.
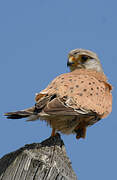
[51,128,56,137]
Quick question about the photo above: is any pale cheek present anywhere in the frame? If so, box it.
[84,61,103,72]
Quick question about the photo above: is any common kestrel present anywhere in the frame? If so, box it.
[5,49,112,139]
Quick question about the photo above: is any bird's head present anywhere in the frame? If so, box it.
[67,49,103,72]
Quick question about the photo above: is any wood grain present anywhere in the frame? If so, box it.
[0,134,77,180]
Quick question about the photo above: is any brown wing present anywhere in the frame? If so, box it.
[35,93,95,117]
[37,69,112,119]
[34,94,100,138]
[34,69,112,138]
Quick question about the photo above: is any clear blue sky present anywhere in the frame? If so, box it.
[0,0,116,179]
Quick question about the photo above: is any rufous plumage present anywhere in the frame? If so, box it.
[5,49,112,139]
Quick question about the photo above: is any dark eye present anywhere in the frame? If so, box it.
[74,52,78,55]
[81,55,88,61]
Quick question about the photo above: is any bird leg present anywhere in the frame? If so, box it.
[51,128,56,137]
[74,126,86,139]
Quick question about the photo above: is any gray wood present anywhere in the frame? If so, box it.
[0,134,77,180]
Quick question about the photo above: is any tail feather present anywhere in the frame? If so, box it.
[4,107,36,119]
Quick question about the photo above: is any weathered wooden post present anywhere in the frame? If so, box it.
[0,134,77,180]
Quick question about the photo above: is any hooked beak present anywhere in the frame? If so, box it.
[67,56,85,70]
[67,60,75,67]
[67,56,75,67]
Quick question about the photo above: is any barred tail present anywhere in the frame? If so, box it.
[4,107,36,119]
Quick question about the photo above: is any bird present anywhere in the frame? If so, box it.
[4,49,112,139]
